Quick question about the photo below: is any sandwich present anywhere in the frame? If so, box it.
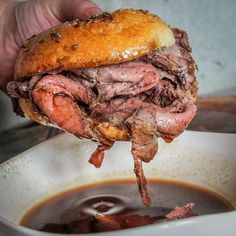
[7,9,198,206]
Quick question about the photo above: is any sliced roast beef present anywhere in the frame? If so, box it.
[33,74,96,105]
[143,28,196,90]
[72,61,160,101]
[32,74,113,146]
[166,203,199,220]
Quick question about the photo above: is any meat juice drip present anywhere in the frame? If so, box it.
[163,137,173,143]
[21,180,234,234]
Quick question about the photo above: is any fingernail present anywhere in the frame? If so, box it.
[88,7,103,17]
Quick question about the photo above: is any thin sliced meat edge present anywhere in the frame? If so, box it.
[72,62,160,101]
[133,156,151,206]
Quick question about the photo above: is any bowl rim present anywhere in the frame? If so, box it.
[1,211,236,236]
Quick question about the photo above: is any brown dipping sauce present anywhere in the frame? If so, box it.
[21,179,234,234]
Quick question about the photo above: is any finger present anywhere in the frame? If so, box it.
[52,0,103,21]
[12,0,102,48]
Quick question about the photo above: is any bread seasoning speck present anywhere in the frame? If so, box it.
[74,19,80,27]
[63,45,69,50]
[39,39,44,44]
[72,44,79,50]
[50,32,62,43]
[22,45,29,52]
[81,12,113,25]
[92,12,113,21]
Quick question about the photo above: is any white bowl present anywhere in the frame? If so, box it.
[0,131,236,236]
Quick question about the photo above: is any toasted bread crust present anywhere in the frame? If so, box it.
[14,9,175,80]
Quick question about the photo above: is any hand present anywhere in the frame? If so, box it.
[0,0,102,91]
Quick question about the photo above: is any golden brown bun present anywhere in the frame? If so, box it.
[14,9,175,80]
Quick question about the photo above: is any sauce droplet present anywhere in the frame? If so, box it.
[163,137,173,143]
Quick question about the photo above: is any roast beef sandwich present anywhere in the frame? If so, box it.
[7,9,198,206]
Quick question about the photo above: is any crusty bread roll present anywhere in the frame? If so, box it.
[14,9,175,80]
[14,9,176,141]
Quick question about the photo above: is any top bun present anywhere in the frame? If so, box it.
[14,9,175,80]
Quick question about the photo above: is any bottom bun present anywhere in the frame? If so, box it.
[19,98,130,142]
[19,98,49,125]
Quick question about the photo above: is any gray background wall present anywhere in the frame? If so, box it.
[0,0,235,131]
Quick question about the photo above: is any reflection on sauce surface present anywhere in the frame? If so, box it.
[21,179,234,234]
